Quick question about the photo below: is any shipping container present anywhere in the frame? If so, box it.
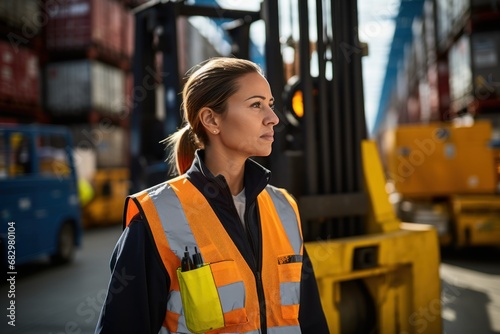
[123,9,135,59]
[471,0,500,12]
[436,0,452,50]
[471,30,500,101]
[0,41,15,101]
[0,40,40,106]
[436,0,500,53]
[423,0,437,65]
[45,0,129,60]
[412,17,428,80]
[70,124,128,168]
[17,46,40,105]
[0,0,41,35]
[427,59,452,121]
[45,60,125,115]
[120,0,149,9]
[448,30,500,115]
[448,34,473,112]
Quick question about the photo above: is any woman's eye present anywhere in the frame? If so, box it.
[251,102,261,108]
[269,104,275,111]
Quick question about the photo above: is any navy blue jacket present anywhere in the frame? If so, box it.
[95,151,329,334]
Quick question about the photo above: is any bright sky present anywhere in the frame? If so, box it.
[212,0,397,135]
[358,0,398,135]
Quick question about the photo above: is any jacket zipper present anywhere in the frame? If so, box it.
[255,270,267,333]
[226,185,267,333]
[244,207,267,334]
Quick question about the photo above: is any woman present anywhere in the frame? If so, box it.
[95,57,329,334]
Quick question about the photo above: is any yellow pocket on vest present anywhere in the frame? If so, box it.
[277,261,302,320]
[177,265,224,333]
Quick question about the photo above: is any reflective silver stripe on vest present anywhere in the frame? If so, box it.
[280,281,300,306]
[148,182,197,258]
[268,326,301,334]
[166,290,182,314]
[176,315,190,333]
[265,186,302,313]
[265,186,302,254]
[157,317,189,334]
[219,281,245,312]
[158,326,169,334]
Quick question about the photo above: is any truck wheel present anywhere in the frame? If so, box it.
[51,222,75,265]
[338,280,376,333]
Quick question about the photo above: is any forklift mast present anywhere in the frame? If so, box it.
[265,0,369,241]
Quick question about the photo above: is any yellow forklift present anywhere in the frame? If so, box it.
[384,120,500,248]
[130,1,442,332]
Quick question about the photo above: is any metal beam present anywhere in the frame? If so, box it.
[299,193,369,221]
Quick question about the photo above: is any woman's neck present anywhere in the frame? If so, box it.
[204,147,246,196]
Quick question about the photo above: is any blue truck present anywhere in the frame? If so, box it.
[0,124,82,266]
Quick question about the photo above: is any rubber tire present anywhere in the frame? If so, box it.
[338,280,377,334]
[51,222,76,265]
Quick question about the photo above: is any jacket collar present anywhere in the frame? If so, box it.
[186,150,272,205]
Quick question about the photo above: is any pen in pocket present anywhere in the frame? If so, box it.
[192,247,204,268]
[181,246,194,271]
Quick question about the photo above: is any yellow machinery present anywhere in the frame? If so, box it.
[82,168,130,228]
[384,120,500,247]
[307,141,442,333]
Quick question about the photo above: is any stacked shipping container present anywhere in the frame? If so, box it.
[1,0,230,226]
[42,0,136,182]
[45,0,134,62]
[385,0,500,126]
[0,41,40,106]
[0,0,146,226]
[0,0,42,35]
[45,60,126,116]
[0,0,43,122]
[42,0,141,227]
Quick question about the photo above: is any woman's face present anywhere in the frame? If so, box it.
[216,72,279,159]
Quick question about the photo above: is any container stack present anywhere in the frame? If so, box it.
[0,0,44,123]
[440,0,500,120]
[389,0,500,126]
[41,0,147,227]
[0,0,148,227]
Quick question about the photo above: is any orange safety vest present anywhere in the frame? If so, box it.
[125,175,304,334]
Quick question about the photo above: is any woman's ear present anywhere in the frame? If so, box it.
[199,107,220,134]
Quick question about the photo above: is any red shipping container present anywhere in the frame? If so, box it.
[0,41,16,101]
[108,0,122,55]
[122,9,135,59]
[17,48,40,105]
[124,72,134,117]
[0,41,40,106]
[46,0,91,50]
[46,0,122,56]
